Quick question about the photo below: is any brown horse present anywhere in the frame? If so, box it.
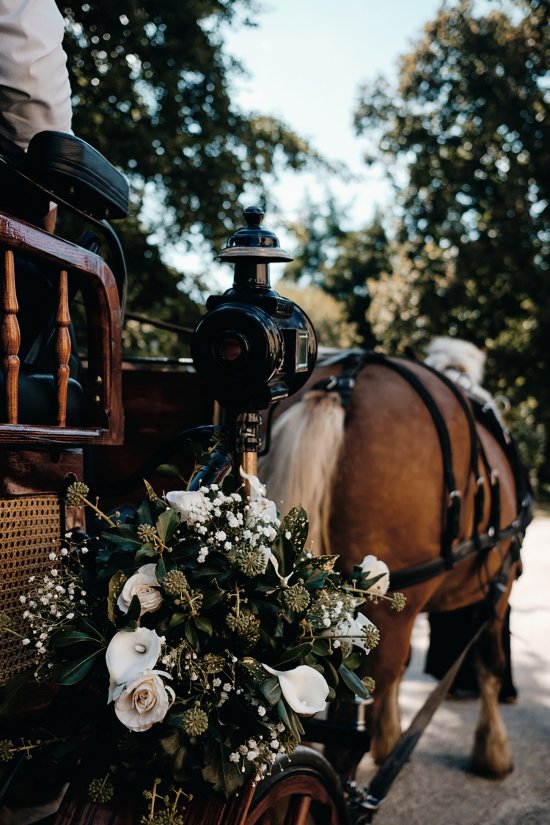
[259,348,529,779]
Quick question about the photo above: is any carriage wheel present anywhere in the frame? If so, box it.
[246,746,349,825]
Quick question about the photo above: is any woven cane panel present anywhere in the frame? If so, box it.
[0,495,62,684]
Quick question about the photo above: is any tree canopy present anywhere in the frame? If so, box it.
[354,0,549,477]
[57,0,323,340]
[284,199,391,350]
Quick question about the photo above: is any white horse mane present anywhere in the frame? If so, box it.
[424,337,486,388]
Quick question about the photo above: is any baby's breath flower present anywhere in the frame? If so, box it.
[182,705,209,737]
[66,481,89,507]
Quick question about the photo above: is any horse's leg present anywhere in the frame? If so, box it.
[471,617,513,777]
[370,677,402,764]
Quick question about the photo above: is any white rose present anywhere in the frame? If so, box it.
[165,490,210,523]
[106,627,163,701]
[263,663,329,716]
[334,612,376,653]
[114,670,175,732]
[358,555,390,596]
[117,563,162,615]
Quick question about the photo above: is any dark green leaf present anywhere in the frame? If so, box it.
[201,739,244,798]
[194,616,213,636]
[52,650,102,685]
[184,621,198,647]
[156,509,180,544]
[259,677,281,706]
[125,594,142,624]
[273,642,312,668]
[52,628,103,648]
[338,664,370,699]
[155,464,184,480]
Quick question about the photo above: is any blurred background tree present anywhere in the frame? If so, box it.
[353,0,549,481]
[284,198,392,349]
[56,0,324,353]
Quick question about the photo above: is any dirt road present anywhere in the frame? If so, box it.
[357,514,550,825]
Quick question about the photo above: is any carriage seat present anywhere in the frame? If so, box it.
[24,130,129,220]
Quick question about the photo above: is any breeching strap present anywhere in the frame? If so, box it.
[313,352,464,570]
[349,554,515,823]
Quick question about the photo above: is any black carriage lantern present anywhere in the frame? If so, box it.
[191,206,317,413]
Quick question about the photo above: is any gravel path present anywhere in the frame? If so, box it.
[356,514,550,825]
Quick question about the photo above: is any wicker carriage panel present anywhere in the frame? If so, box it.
[0,494,63,684]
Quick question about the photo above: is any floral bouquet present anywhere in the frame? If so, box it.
[2,471,404,818]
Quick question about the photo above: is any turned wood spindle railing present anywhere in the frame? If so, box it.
[0,213,124,444]
[1,249,21,424]
[55,269,71,427]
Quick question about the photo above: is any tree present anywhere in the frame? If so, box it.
[57,0,323,342]
[354,0,550,479]
[285,199,392,349]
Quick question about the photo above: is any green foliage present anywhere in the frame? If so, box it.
[354,0,549,475]
[285,199,392,349]
[57,0,323,349]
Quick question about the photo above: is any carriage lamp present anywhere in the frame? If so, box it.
[191,205,317,413]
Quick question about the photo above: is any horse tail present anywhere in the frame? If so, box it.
[259,391,346,554]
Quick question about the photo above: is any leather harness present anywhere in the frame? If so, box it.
[311,350,532,590]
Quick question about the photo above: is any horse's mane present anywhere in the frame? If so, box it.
[259,391,345,555]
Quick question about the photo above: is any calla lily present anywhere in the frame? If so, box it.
[358,555,390,596]
[263,663,329,716]
[334,612,376,653]
[165,490,210,523]
[117,563,162,615]
[106,627,163,701]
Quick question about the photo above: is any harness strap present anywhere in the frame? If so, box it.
[314,352,462,570]
[352,552,516,822]
[418,360,487,549]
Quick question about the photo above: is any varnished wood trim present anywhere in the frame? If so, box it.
[1,249,21,423]
[55,269,71,427]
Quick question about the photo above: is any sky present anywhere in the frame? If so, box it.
[224,0,445,229]
[170,0,448,283]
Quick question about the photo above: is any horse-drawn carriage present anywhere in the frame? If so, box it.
[0,133,531,825]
